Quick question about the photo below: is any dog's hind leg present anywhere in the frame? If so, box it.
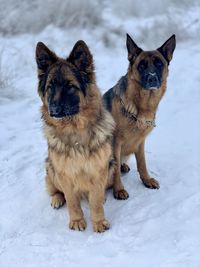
[113,139,129,200]
[120,156,131,173]
[45,159,65,209]
[46,175,66,209]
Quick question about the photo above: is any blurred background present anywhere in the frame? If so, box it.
[0,0,199,43]
[0,0,199,99]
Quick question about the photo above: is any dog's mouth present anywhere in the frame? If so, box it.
[48,105,79,119]
[141,83,161,91]
[141,72,161,90]
[145,86,160,90]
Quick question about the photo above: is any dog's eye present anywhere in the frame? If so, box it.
[138,60,148,71]
[154,58,163,68]
[68,86,76,94]
[47,84,54,93]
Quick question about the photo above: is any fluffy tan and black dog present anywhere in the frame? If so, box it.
[36,40,115,232]
[103,34,176,199]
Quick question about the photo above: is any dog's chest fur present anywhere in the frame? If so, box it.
[43,111,114,190]
[114,106,154,155]
[120,120,153,155]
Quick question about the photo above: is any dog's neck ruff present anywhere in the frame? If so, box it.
[119,97,156,128]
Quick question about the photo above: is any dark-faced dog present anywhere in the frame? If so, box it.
[103,34,176,199]
[36,40,115,232]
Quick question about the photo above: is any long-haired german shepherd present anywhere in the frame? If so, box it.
[36,40,115,232]
[103,34,176,199]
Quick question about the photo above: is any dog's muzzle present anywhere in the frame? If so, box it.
[146,72,160,90]
[49,103,79,118]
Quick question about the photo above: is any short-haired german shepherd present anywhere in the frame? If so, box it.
[36,40,115,232]
[103,34,176,199]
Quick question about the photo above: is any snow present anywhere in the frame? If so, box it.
[0,3,200,267]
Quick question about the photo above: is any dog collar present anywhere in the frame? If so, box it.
[119,97,156,128]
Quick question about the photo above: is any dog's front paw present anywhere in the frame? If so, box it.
[93,219,110,233]
[69,218,86,231]
[121,163,130,173]
[113,189,129,200]
[142,178,160,189]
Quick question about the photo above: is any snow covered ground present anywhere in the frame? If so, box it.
[0,2,200,266]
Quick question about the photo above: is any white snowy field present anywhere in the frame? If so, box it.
[0,3,200,266]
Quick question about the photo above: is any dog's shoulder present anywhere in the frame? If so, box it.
[90,106,115,144]
[116,74,128,96]
[103,88,114,112]
[103,74,128,111]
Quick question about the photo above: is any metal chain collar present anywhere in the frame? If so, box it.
[119,97,156,128]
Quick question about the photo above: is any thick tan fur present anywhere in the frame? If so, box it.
[36,41,115,232]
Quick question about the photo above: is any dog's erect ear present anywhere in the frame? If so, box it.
[126,34,142,64]
[157,35,176,64]
[36,42,57,98]
[67,40,94,73]
[36,42,57,71]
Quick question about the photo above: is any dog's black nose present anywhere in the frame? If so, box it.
[49,104,63,117]
[147,73,159,88]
